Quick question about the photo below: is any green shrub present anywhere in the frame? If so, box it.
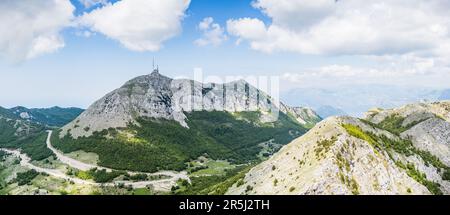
[0,151,8,161]
[236,179,244,187]
[350,178,359,195]
[88,169,125,183]
[443,169,450,181]
[377,114,406,135]
[15,170,39,186]
[377,114,429,135]
[314,136,337,158]
[399,162,443,195]
[342,124,377,147]
[178,179,190,187]
[76,170,93,180]
[175,164,253,195]
[412,149,446,169]
[128,174,148,181]
[245,185,253,193]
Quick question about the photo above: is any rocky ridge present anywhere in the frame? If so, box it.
[227,101,450,195]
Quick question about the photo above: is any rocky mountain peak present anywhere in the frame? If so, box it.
[285,106,322,127]
[122,70,172,91]
[61,71,320,138]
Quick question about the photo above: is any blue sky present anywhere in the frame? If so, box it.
[1,0,450,108]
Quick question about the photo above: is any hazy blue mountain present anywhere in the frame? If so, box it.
[281,84,442,117]
[9,106,84,127]
[439,89,450,100]
[316,105,347,118]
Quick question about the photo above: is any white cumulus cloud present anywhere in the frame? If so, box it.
[227,0,450,56]
[79,0,191,52]
[195,17,227,46]
[227,18,268,44]
[280,54,449,89]
[0,0,75,62]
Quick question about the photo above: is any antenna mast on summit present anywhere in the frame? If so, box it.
[152,57,159,74]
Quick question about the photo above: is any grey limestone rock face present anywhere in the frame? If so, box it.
[402,118,450,166]
[285,107,322,126]
[367,101,450,167]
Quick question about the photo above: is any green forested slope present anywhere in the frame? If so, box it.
[0,112,53,161]
[10,106,84,127]
[53,111,307,172]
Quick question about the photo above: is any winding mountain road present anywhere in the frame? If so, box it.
[46,130,98,171]
[45,131,189,181]
[46,131,189,181]
[0,131,190,191]
[0,148,96,185]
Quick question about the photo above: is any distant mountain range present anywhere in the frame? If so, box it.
[316,105,347,119]
[281,85,449,118]
[9,106,84,127]
[0,105,84,143]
